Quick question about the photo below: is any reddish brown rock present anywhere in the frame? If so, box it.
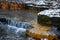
[1,2,9,9]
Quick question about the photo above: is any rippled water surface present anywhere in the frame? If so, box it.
[0,9,37,22]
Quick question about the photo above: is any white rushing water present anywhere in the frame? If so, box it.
[7,25,26,36]
[0,19,33,37]
[0,18,35,40]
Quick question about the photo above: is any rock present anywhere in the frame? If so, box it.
[37,9,60,26]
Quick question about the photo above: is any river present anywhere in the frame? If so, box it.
[0,9,37,40]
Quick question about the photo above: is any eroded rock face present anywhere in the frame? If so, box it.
[0,0,59,10]
[37,9,60,26]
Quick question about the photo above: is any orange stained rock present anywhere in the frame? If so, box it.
[1,2,9,9]
[0,2,25,10]
[18,4,25,9]
[26,20,58,40]
[9,3,24,10]
[10,3,19,10]
[26,28,57,40]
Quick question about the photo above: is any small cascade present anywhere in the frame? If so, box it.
[7,19,33,29]
[0,18,34,40]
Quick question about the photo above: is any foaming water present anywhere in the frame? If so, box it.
[0,19,33,37]
[7,25,26,36]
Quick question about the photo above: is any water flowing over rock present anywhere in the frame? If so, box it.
[0,18,34,40]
